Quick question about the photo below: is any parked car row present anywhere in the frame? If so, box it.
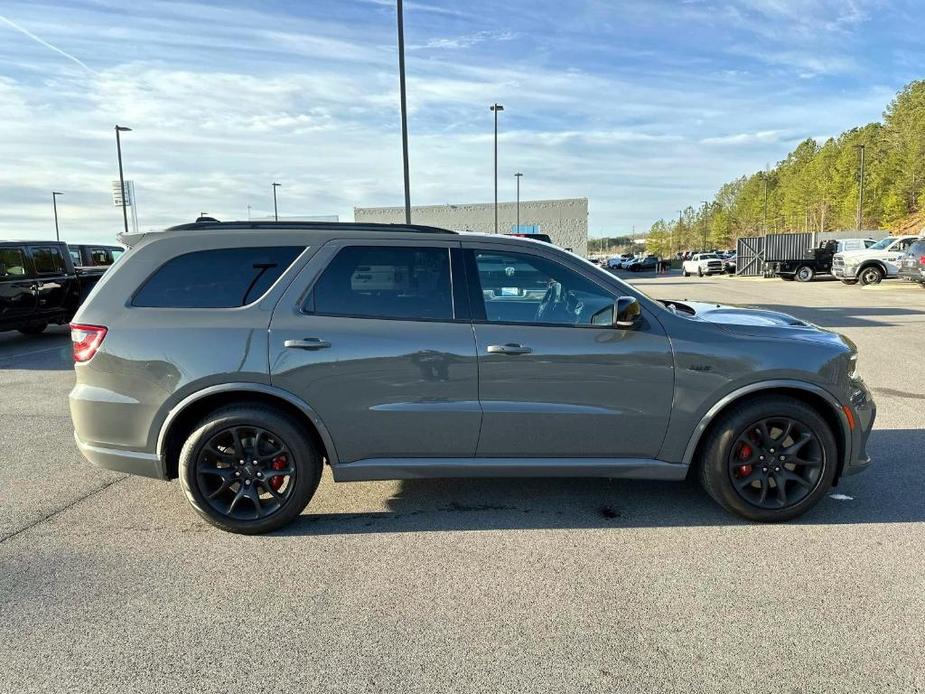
[0,240,122,335]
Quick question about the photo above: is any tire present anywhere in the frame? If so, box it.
[682,269,689,277]
[858,265,884,285]
[796,266,814,282]
[698,268,703,277]
[840,279,858,285]
[18,322,47,335]
[179,404,322,534]
[698,396,838,522]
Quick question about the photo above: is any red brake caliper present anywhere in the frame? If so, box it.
[736,443,753,478]
[270,455,287,491]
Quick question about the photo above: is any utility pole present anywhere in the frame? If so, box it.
[272,182,281,221]
[52,192,62,241]
[855,144,866,232]
[514,172,523,231]
[396,0,411,223]
[247,204,252,220]
[490,103,504,233]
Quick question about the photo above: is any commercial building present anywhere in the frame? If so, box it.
[354,198,589,256]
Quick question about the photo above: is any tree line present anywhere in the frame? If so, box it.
[644,80,925,256]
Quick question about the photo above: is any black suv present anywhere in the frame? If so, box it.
[0,241,102,334]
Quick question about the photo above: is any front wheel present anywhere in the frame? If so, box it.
[699,396,838,522]
[682,269,689,277]
[859,266,884,285]
[698,268,703,277]
[179,404,322,534]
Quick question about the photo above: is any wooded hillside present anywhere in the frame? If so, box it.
[646,80,925,255]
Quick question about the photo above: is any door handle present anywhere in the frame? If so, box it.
[284,338,331,350]
[486,343,532,355]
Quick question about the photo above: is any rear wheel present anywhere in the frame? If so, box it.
[17,322,47,335]
[699,396,837,522]
[859,265,884,285]
[796,266,814,282]
[179,404,322,534]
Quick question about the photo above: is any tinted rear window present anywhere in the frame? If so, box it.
[309,246,452,320]
[908,240,925,255]
[31,247,65,274]
[133,246,303,308]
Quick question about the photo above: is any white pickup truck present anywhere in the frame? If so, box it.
[831,235,921,285]
[681,253,723,277]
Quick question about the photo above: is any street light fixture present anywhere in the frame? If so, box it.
[490,103,504,233]
[514,172,523,232]
[272,182,281,221]
[52,191,63,242]
[855,144,866,231]
[396,0,411,223]
[114,125,132,236]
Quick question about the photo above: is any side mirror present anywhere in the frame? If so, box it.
[614,296,642,329]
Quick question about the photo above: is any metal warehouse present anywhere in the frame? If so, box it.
[354,198,589,257]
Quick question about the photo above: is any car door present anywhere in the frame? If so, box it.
[885,238,917,273]
[27,245,69,314]
[269,239,481,463]
[462,242,674,459]
[0,246,37,322]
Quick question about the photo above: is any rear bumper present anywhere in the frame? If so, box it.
[74,432,165,480]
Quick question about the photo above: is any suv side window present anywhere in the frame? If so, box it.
[468,249,614,326]
[31,247,64,275]
[133,246,303,308]
[896,238,916,252]
[0,248,29,278]
[308,246,453,321]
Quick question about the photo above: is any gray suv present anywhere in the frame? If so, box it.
[69,221,875,533]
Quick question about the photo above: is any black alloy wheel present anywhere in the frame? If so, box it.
[179,404,322,533]
[196,425,296,521]
[727,417,824,510]
[698,396,838,522]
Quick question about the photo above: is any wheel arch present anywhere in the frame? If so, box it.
[683,380,851,480]
[157,383,338,480]
[857,260,888,275]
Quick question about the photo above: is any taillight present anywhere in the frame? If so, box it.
[70,324,107,363]
[918,255,925,266]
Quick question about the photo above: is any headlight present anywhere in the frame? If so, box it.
[848,354,859,379]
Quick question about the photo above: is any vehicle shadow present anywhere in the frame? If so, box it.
[756,304,925,329]
[279,428,925,535]
[0,329,72,371]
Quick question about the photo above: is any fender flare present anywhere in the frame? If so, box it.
[155,382,340,466]
[857,260,888,276]
[681,379,851,467]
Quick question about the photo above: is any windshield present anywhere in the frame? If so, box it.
[867,237,894,250]
[699,253,718,259]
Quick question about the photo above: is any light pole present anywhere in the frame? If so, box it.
[855,144,866,231]
[700,200,709,250]
[272,182,281,221]
[490,103,504,233]
[677,209,683,254]
[396,0,411,223]
[762,171,770,235]
[52,191,62,241]
[514,172,523,232]
[247,204,252,221]
[114,125,132,236]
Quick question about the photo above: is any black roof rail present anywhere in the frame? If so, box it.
[164,220,457,235]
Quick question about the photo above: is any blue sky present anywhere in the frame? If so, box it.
[1,0,923,243]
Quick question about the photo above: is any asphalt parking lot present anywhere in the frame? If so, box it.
[2,273,924,693]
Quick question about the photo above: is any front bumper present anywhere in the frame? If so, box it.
[832,265,858,279]
[843,382,876,476]
[74,431,165,479]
